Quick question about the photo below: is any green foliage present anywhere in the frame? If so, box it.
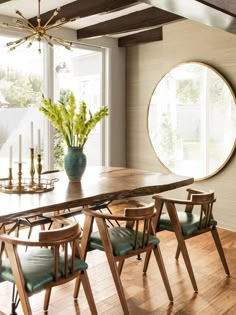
[29,74,43,93]
[39,92,108,149]
[3,79,34,107]
[176,79,200,105]
[0,66,43,107]
[159,112,177,160]
[53,129,65,169]
[59,88,70,104]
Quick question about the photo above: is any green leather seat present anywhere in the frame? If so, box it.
[0,248,88,293]
[89,226,160,256]
[159,212,217,236]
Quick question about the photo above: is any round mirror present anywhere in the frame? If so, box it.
[148,62,236,180]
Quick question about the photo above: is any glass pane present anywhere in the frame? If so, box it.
[54,46,103,169]
[0,35,45,178]
[148,62,236,180]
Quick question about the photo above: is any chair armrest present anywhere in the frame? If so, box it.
[83,208,155,221]
[152,194,198,205]
[51,216,74,226]
[186,188,207,195]
[0,233,41,246]
[152,193,215,205]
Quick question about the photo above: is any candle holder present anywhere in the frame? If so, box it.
[30,148,35,187]
[37,153,42,188]
[7,168,13,188]
[17,162,23,191]
[0,153,58,194]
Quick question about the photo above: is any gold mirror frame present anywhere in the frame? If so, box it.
[148,62,236,181]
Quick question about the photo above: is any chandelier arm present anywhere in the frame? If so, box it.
[27,37,36,48]
[41,34,53,47]
[47,34,72,47]
[0,22,32,32]
[6,33,37,47]
[45,18,75,31]
[15,23,34,31]
[43,8,61,28]
[47,36,71,50]
[16,11,37,31]
[8,33,36,51]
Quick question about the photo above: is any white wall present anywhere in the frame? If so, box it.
[105,47,126,167]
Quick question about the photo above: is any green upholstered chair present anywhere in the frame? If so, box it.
[146,188,230,293]
[82,204,173,315]
[0,217,97,315]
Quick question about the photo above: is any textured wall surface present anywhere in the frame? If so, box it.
[126,20,236,230]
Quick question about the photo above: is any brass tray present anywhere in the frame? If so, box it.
[0,178,58,194]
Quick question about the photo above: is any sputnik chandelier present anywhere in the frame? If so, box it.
[0,0,76,53]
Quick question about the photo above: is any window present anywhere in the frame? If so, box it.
[0,33,105,178]
[0,35,45,177]
[54,45,104,169]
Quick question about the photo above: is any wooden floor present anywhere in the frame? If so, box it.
[0,226,235,315]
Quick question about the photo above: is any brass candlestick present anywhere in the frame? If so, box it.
[30,148,35,187]
[8,167,13,188]
[17,162,22,190]
[37,154,42,188]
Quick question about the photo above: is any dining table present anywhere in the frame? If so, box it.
[0,166,194,315]
[0,166,194,224]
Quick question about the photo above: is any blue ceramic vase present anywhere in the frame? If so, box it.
[64,147,87,182]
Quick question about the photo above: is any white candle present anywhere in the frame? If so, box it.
[37,129,40,154]
[19,134,22,163]
[30,121,34,148]
[9,146,12,168]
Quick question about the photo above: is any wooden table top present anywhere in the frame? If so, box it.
[0,166,194,223]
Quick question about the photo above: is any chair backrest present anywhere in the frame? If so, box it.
[0,217,82,282]
[190,191,215,229]
[124,205,155,250]
[157,189,216,231]
[83,204,156,253]
[40,218,82,280]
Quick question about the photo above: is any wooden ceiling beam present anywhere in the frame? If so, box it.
[195,0,236,18]
[141,0,236,34]
[29,0,139,26]
[77,7,183,39]
[0,0,12,3]
[118,27,163,47]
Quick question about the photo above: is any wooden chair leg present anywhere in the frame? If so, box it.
[0,224,7,257]
[175,245,181,260]
[143,248,152,273]
[44,288,52,312]
[27,226,33,239]
[5,244,32,315]
[74,275,81,299]
[105,253,129,314]
[153,246,173,302]
[80,271,98,315]
[175,236,198,292]
[166,206,198,293]
[117,259,125,275]
[96,219,129,315]
[211,227,230,275]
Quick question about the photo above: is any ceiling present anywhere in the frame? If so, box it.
[0,0,235,47]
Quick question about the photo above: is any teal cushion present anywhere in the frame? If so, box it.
[89,227,159,256]
[0,248,88,293]
[159,212,217,236]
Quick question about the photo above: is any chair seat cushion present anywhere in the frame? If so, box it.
[159,212,217,236]
[0,248,88,293]
[89,227,160,256]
